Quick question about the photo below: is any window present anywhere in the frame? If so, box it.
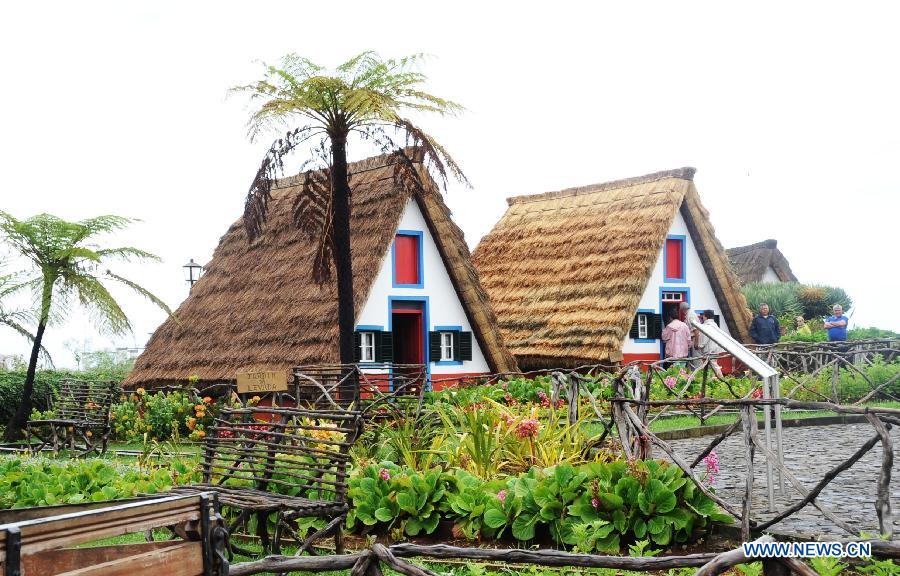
[393,231,423,287]
[637,314,648,339]
[430,328,473,364]
[661,291,684,302]
[359,332,376,362]
[664,236,685,282]
[440,332,454,361]
[630,311,660,341]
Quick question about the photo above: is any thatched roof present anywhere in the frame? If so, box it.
[472,168,752,370]
[125,152,517,387]
[726,239,798,285]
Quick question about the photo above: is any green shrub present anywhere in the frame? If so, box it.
[0,456,199,508]
[0,368,129,423]
[742,282,803,319]
[348,459,731,551]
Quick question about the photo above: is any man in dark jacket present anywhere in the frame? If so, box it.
[749,303,781,344]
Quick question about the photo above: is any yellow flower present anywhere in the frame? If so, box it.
[86,431,93,438]
[122,415,129,421]
[136,387,146,396]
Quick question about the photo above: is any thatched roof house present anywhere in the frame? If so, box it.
[126,152,517,388]
[472,168,752,370]
[726,239,798,285]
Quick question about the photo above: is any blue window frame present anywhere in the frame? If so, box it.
[434,325,463,366]
[663,234,687,283]
[633,309,657,343]
[391,230,425,288]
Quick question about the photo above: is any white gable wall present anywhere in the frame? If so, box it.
[355,198,490,375]
[623,208,732,357]
[761,266,781,283]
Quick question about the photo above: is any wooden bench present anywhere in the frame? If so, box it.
[169,406,362,557]
[26,379,117,456]
[0,493,227,576]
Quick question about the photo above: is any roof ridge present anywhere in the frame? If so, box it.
[272,148,422,189]
[506,167,696,206]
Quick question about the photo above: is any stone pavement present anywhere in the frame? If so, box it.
[666,423,900,538]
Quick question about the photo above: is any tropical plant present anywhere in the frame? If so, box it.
[0,212,171,440]
[233,51,467,365]
[0,273,47,358]
[741,282,803,321]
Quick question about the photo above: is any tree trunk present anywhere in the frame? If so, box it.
[4,320,46,441]
[330,135,355,368]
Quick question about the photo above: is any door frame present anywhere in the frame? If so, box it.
[658,287,691,361]
[387,296,431,390]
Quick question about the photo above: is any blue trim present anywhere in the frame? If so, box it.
[391,230,425,288]
[658,287,691,359]
[433,326,463,365]
[355,325,384,331]
[663,235,687,283]
[633,308,657,343]
[388,296,431,390]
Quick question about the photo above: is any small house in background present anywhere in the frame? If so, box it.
[726,239,798,285]
[472,168,752,370]
[125,152,517,392]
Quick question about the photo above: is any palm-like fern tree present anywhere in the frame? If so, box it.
[234,51,467,366]
[0,212,171,440]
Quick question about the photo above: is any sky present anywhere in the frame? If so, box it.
[1,1,898,368]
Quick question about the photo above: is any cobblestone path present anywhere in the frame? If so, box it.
[667,423,900,538]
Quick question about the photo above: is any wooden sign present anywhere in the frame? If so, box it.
[236,370,288,393]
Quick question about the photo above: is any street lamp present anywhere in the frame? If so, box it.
[183,258,203,289]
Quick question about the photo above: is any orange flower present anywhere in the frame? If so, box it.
[187,418,197,430]
[195,404,205,412]
[203,396,213,404]
[86,431,93,438]
[196,430,206,438]
[136,388,146,396]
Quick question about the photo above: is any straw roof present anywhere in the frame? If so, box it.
[726,239,798,285]
[125,152,517,387]
[472,168,752,370]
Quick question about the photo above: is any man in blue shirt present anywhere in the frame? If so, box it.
[824,304,849,341]
[749,303,781,344]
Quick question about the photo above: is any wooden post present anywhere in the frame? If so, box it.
[866,414,894,538]
[567,373,578,426]
[831,360,840,404]
[740,406,755,542]
[700,363,709,425]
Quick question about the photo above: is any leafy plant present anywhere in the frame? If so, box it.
[809,556,848,576]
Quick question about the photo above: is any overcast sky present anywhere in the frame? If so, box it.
[1,2,898,368]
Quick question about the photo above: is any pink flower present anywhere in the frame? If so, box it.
[591,497,600,509]
[679,368,688,378]
[751,387,763,399]
[497,490,507,504]
[501,383,508,390]
[702,450,720,484]
[515,419,540,439]
[664,376,677,390]
[379,468,391,481]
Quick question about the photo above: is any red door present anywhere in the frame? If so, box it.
[391,302,425,393]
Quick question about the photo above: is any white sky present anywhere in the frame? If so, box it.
[1,1,898,368]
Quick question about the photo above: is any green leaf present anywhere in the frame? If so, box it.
[405,517,423,536]
[511,513,536,541]
[484,508,508,529]
[374,507,395,523]
[396,492,416,514]
[633,517,647,539]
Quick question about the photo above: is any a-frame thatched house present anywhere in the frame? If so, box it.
[472,168,752,370]
[126,152,517,390]
[726,239,798,285]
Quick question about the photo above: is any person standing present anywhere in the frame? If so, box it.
[662,311,691,367]
[793,316,812,337]
[749,303,781,345]
[824,304,849,341]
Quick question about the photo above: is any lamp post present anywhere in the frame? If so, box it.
[183,258,203,289]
